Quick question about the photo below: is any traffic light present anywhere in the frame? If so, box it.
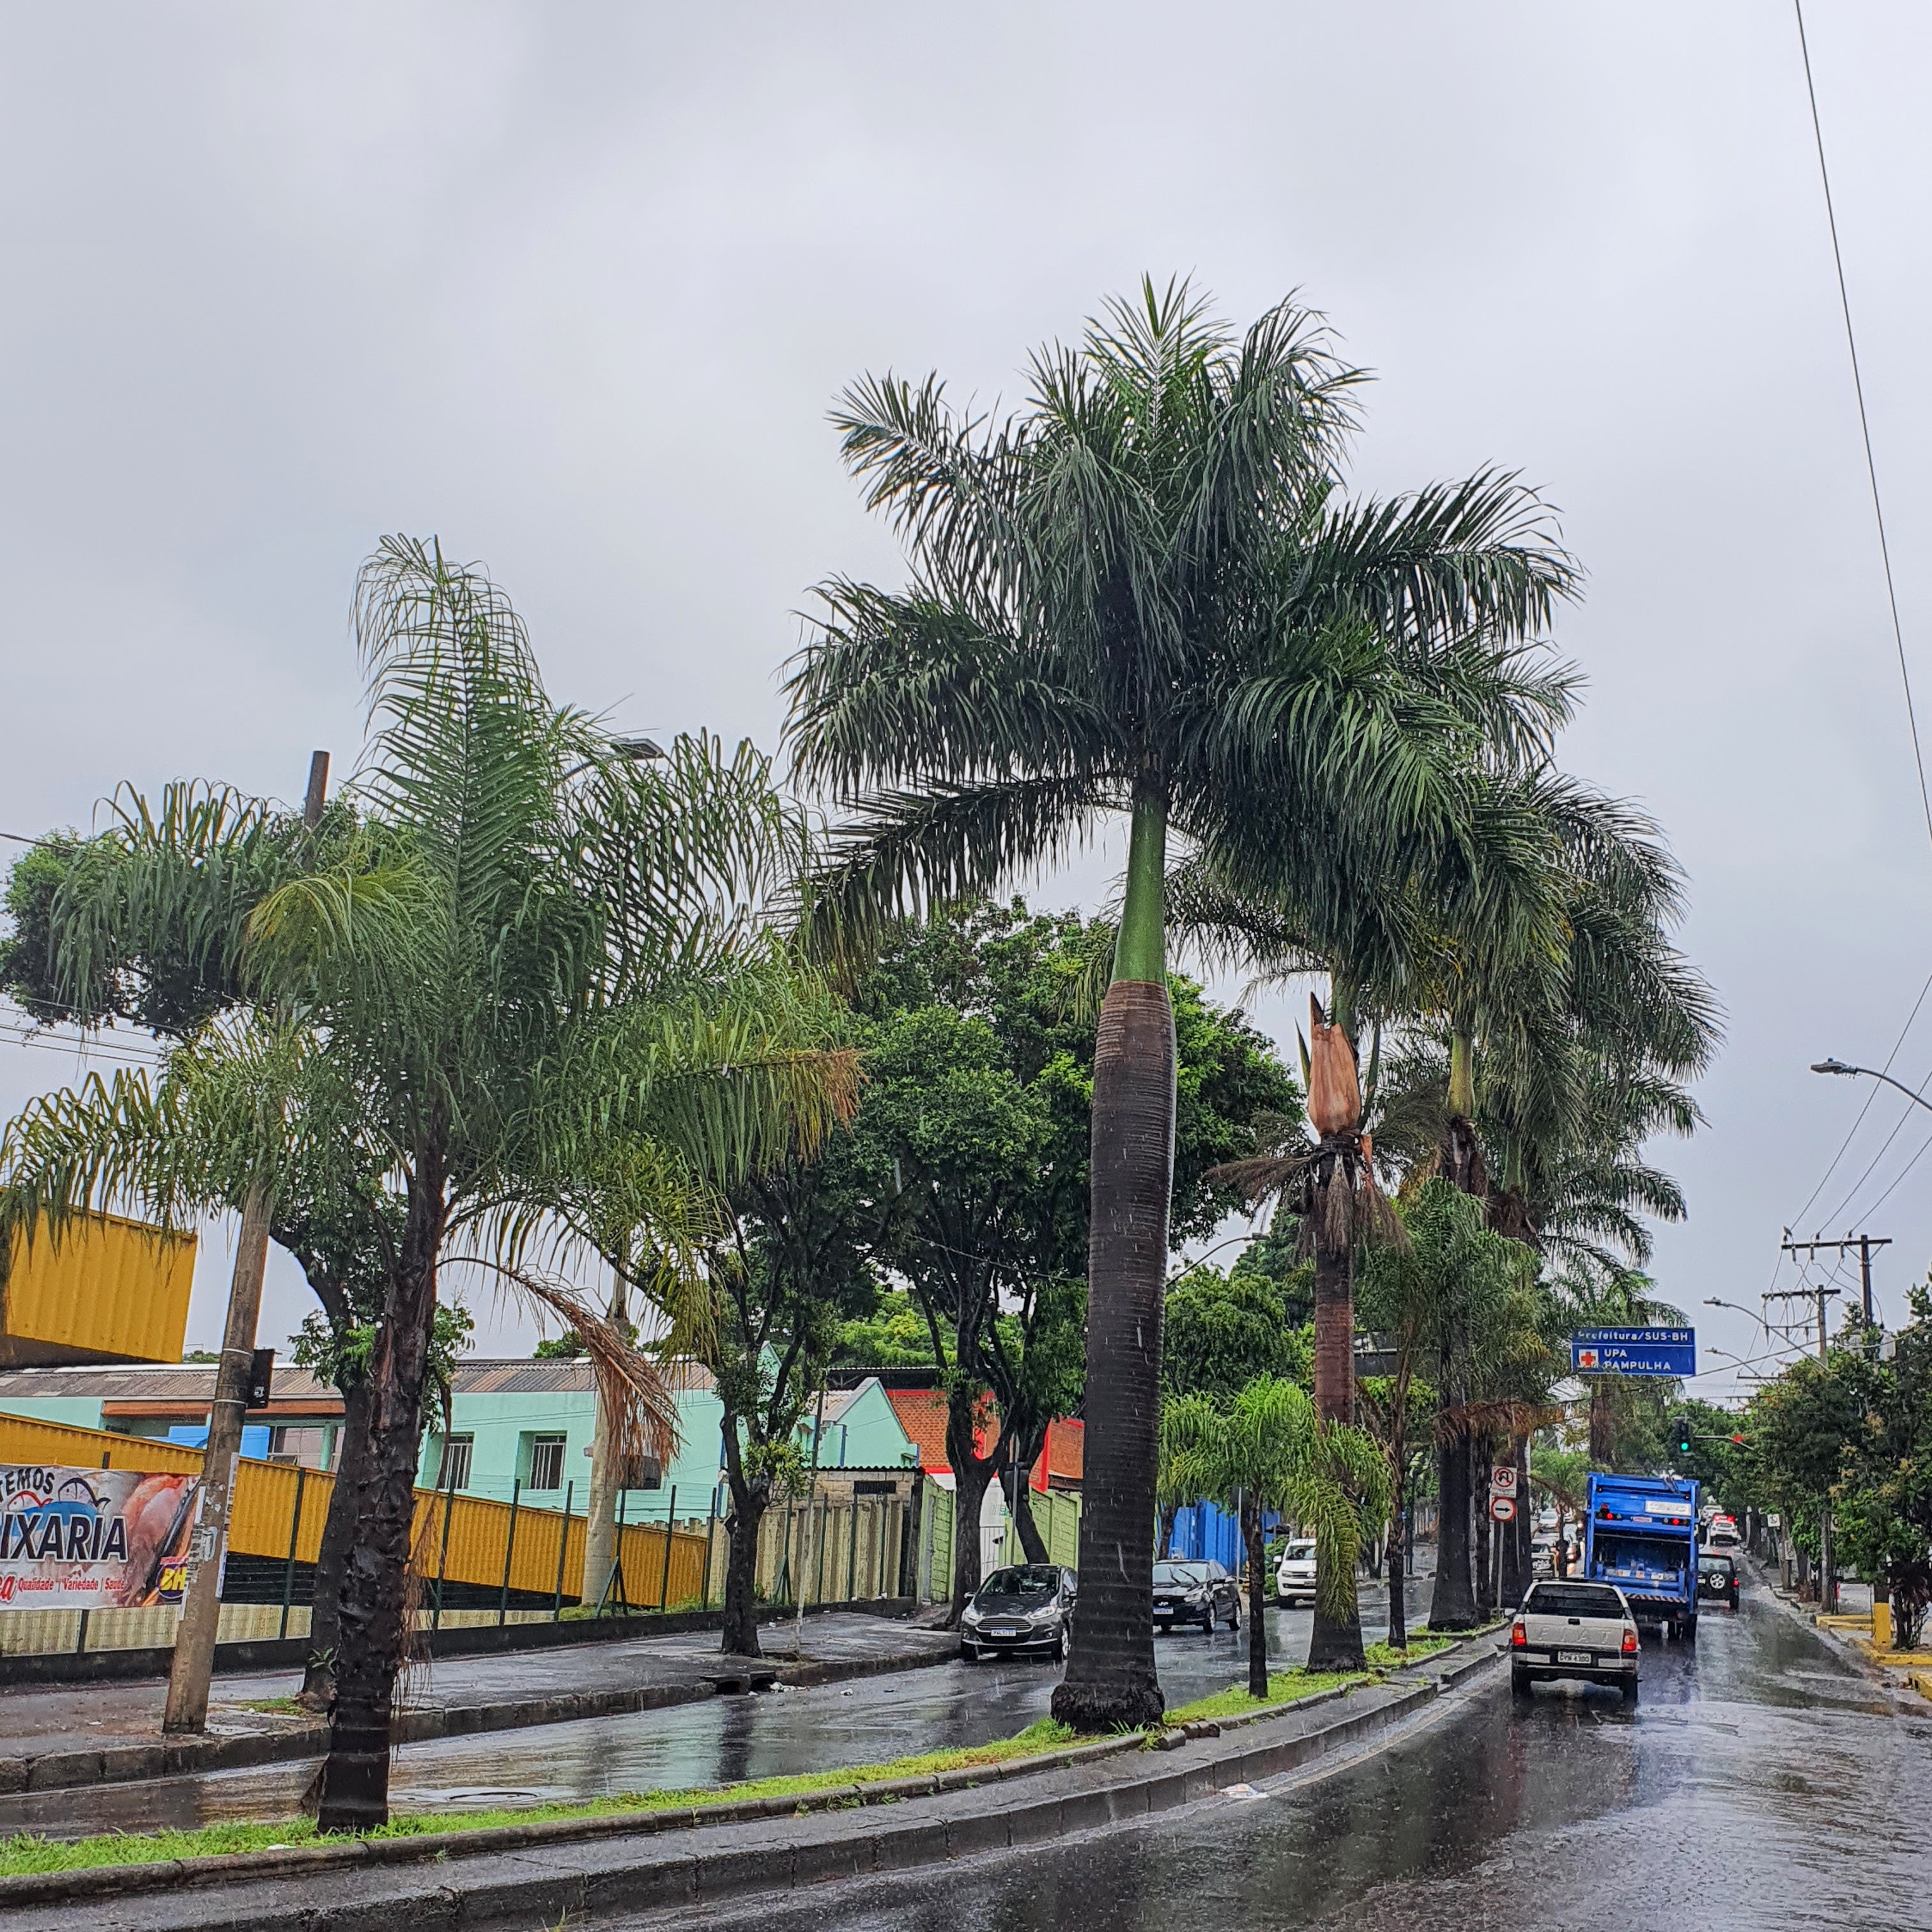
[1671,1414,1693,1457]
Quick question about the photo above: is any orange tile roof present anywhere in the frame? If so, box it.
[886,1388,957,1473]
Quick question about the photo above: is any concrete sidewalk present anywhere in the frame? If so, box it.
[0,1613,958,1795]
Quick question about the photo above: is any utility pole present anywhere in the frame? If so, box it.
[1767,1273,1845,1617]
[1780,1233,1889,1329]
[163,751,328,1733]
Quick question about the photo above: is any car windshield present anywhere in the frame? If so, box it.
[1281,1542,1315,1561]
[1527,1584,1625,1617]
[1699,1557,1733,1577]
[1153,1561,1209,1586]
[976,1565,1060,1600]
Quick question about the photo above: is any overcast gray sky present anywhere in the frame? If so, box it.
[4,2,1930,1393]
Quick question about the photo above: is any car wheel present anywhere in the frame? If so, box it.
[1229,1602,1240,1632]
[1683,1616,1699,1647]
[1202,1607,1215,1634]
[1511,1669,1531,1701]
[1054,1623,1069,1664]
[960,1642,979,1662]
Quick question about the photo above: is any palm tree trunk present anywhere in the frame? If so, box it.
[297,1371,372,1710]
[1054,788,1172,1735]
[1427,1363,1479,1629]
[1243,1496,1268,1698]
[1385,1415,1408,1652]
[315,1170,446,1832]
[1307,1136,1364,1672]
[1428,1080,1483,1633]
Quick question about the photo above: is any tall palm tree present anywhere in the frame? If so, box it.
[785,280,1574,1728]
[4,539,858,1827]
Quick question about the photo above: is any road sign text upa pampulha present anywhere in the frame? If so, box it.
[1570,1328,1696,1377]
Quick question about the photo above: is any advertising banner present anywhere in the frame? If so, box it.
[1570,1327,1696,1377]
[0,1465,201,1610]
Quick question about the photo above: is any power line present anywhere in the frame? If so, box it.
[1821,1062,1932,1226]
[1794,0,1932,852]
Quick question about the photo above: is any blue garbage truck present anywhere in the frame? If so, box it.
[1584,1471,1700,1640]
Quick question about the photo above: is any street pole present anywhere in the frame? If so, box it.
[794,1385,827,1652]
[162,753,328,1734]
[162,1183,272,1732]
[1859,1236,1874,1326]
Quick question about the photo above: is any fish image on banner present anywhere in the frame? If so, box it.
[0,1465,202,1609]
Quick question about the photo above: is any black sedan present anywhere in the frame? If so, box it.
[1698,1551,1740,1611]
[1153,1558,1241,1633]
[959,1564,1077,1662]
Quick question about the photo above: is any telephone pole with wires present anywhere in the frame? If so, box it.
[1779,1231,1888,1329]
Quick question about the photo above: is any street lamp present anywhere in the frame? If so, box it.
[1704,1296,1775,1340]
[562,736,666,783]
[1810,1057,1932,1114]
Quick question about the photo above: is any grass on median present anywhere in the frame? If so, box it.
[1161,1634,1455,1728]
[0,1717,1082,1880]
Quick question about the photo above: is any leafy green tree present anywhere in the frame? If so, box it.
[847,902,1292,1614]
[834,1289,944,1368]
[1162,1264,1308,1407]
[1831,1294,1932,1646]
[786,281,1573,1729]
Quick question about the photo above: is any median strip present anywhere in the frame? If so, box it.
[0,1630,1500,1917]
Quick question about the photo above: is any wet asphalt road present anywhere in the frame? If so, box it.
[640,1579,1932,1932]
[0,1590,1396,1838]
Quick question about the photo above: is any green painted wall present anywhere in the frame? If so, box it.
[0,1394,114,1434]
[806,1379,918,1473]
[420,1386,726,1520]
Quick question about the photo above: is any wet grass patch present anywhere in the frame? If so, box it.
[0,1717,1084,1878]
[1162,1634,1453,1727]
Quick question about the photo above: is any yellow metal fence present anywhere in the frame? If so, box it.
[0,1412,709,1628]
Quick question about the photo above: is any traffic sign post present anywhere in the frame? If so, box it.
[1570,1327,1696,1377]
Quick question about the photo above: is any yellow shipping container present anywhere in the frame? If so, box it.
[0,1214,196,1367]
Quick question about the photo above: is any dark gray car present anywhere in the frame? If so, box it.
[960,1563,1077,1661]
[1152,1557,1241,1632]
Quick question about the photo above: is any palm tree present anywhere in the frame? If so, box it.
[4,539,858,1827]
[785,280,1574,1728]
[1162,1377,1387,1696]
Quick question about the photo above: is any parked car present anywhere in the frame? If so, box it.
[1698,1551,1740,1611]
[1510,1579,1641,1703]
[1274,1537,1318,1607]
[1153,1558,1240,1632]
[959,1564,1077,1662]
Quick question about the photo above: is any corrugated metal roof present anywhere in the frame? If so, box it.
[0,1354,716,1403]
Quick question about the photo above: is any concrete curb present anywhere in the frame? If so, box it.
[0,1632,953,1796]
[0,1635,1504,1926]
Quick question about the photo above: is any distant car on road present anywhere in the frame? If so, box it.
[1275,1537,1317,1607]
[959,1564,1076,1662]
[1153,1558,1240,1632]
[1531,1533,1558,1579]
[1698,1551,1740,1611]
[1702,1516,1742,1556]
[1511,1579,1641,1703]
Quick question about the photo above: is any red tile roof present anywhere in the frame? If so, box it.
[886,1388,959,1473]
[1032,1417,1084,1489]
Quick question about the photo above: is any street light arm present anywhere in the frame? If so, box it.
[1810,1058,1932,1114]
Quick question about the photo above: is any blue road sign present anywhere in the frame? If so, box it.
[1570,1327,1696,1377]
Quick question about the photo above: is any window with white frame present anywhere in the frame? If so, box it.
[526,1435,567,1491]
[434,1434,474,1491]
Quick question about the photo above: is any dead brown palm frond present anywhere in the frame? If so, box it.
[446,1256,681,1474]
[1433,1395,1563,1445]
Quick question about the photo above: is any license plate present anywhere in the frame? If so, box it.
[989,1624,1018,1637]
[1557,1649,1592,1666]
